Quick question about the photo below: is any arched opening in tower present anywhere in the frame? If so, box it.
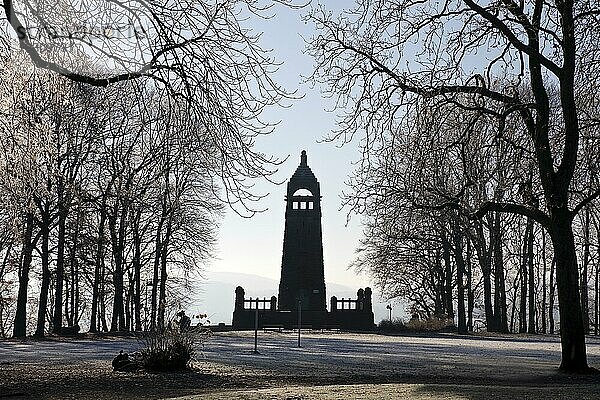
[292,188,313,197]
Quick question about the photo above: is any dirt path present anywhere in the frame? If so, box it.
[177,383,600,400]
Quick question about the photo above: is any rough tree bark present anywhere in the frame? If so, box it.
[89,203,107,333]
[541,230,548,334]
[492,213,508,332]
[466,236,474,332]
[528,221,536,334]
[157,215,173,331]
[109,198,128,332]
[473,219,497,332]
[550,256,556,335]
[150,217,164,331]
[551,208,587,370]
[452,219,467,334]
[13,213,36,338]
[132,210,143,331]
[52,199,67,334]
[581,207,590,333]
[519,219,531,334]
[441,232,454,321]
[34,206,51,337]
[596,220,600,336]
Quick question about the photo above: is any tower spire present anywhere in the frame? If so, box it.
[300,150,307,166]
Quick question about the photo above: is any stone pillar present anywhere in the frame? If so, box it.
[357,288,365,311]
[365,287,373,311]
[235,286,245,311]
[330,296,338,312]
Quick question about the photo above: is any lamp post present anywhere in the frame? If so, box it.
[386,304,392,321]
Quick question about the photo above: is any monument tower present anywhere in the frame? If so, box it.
[278,150,326,311]
[232,150,373,330]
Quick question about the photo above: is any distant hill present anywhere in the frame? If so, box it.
[188,271,406,325]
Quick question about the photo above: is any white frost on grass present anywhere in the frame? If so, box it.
[198,331,600,382]
[1,331,599,382]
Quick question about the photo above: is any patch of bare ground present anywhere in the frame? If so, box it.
[0,361,235,399]
[0,331,599,399]
[175,383,600,400]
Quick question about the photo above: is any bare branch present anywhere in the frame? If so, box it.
[470,201,550,228]
[462,0,562,76]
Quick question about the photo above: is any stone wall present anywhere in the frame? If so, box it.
[232,286,374,330]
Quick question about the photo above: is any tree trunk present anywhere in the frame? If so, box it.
[35,216,51,337]
[133,218,142,331]
[453,221,467,334]
[441,232,454,321]
[0,242,13,338]
[475,219,496,332]
[100,268,109,333]
[52,204,68,334]
[519,219,530,333]
[64,260,70,327]
[466,237,474,332]
[432,250,445,316]
[493,212,508,332]
[528,221,536,334]
[595,258,599,336]
[124,272,133,331]
[595,224,600,335]
[581,207,590,333]
[13,213,36,338]
[110,201,127,332]
[68,214,81,327]
[150,198,168,331]
[90,204,107,333]
[150,223,162,331]
[157,217,173,331]
[550,208,587,371]
[510,272,519,333]
[541,229,548,334]
[549,256,556,335]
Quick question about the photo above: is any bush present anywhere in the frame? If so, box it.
[379,318,409,332]
[139,331,198,371]
[406,316,456,332]
[378,316,456,333]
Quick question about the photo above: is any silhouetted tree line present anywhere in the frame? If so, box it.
[0,0,291,337]
[0,59,225,336]
[354,196,600,338]
[307,0,600,372]
[0,56,282,336]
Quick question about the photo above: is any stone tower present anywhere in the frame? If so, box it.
[278,150,326,311]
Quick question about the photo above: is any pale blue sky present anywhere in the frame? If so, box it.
[209,3,373,289]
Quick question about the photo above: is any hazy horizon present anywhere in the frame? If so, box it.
[208,4,373,290]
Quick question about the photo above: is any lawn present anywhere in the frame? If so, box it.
[1,331,600,399]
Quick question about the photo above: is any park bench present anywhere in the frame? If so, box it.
[263,325,284,333]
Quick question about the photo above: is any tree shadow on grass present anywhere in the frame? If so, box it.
[415,382,600,400]
[0,362,237,400]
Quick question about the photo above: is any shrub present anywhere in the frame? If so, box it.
[406,316,455,332]
[378,316,456,333]
[139,331,198,371]
[378,318,408,332]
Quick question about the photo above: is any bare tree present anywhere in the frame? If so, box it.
[308,0,600,371]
